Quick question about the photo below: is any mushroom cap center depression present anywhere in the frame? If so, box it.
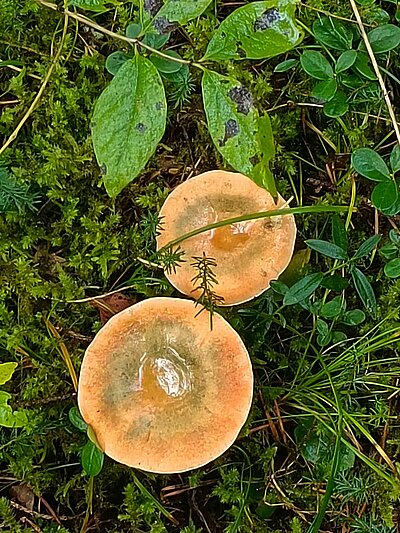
[210,222,252,252]
[136,346,192,404]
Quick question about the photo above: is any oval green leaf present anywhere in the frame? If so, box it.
[371,181,399,213]
[335,49,357,73]
[332,214,348,251]
[305,239,347,260]
[353,234,381,259]
[384,258,400,278]
[354,52,376,80]
[323,91,348,118]
[153,0,212,25]
[311,79,337,102]
[150,50,183,73]
[351,267,376,316]
[202,70,276,195]
[390,144,400,174]
[92,55,167,197]
[313,17,353,51]
[320,297,343,318]
[69,406,88,432]
[283,272,324,306]
[321,274,349,291]
[342,309,366,326]
[0,362,18,385]
[81,440,104,477]
[105,51,130,76]
[0,392,27,428]
[203,0,303,61]
[366,24,400,54]
[274,58,298,72]
[351,148,390,182]
[300,50,333,80]
[126,23,142,39]
[389,229,400,246]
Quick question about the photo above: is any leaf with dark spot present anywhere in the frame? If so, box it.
[254,8,281,31]
[136,123,147,133]
[153,17,178,34]
[92,56,167,197]
[144,0,162,17]
[202,70,276,195]
[228,86,254,115]
[204,0,303,61]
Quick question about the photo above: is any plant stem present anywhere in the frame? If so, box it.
[161,205,353,250]
[36,0,204,69]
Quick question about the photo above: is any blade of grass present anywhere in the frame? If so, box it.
[161,205,353,251]
[44,317,78,392]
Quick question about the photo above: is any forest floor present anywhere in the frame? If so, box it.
[1,0,400,532]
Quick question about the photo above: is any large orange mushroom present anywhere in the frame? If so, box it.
[78,297,253,473]
[156,170,297,306]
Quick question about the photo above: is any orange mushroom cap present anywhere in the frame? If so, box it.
[156,170,297,306]
[78,297,253,473]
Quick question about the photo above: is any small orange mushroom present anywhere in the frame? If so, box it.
[78,297,253,473]
[156,170,297,306]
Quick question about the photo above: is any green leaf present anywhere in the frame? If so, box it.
[203,0,303,61]
[390,144,400,173]
[332,330,347,343]
[354,52,376,80]
[300,51,333,80]
[153,0,212,25]
[270,280,289,295]
[150,51,183,73]
[283,272,324,305]
[366,24,400,54]
[251,115,277,196]
[380,243,398,260]
[371,181,399,213]
[332,214,348,251]
[69,0,106,12]
[81,440,104,476]
[105,51,130,76]
[351,148,391,182]
[305,239,347,260]
[202,70,276,194]
[311,79,337,102]
[384,258,400,278]
[274,58,298,72]
[0,392,27,428]
[142,32,170,49]
[69,406,88,432]
[126,23,142,39]
[351,267,376,315]
[313,16,353,51]
[323,91,348,118]
[320,297,343,318]
[0,362,18,385]
[389,229,400,246]
[321,274,349,291]
[92,56,167,197]
[353,234,381,259]
[342,309,366,325]
[335,49,357,73]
